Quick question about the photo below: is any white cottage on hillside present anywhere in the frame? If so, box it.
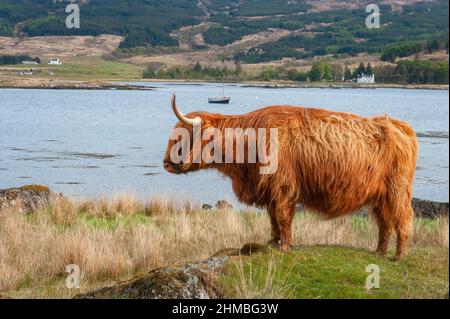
[357,73,375,84]
[48,58,62,65]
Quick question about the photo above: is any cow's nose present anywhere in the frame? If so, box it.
[163,161,171,170]
[163,160,177,172]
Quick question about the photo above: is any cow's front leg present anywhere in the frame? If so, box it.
[267,203,280,246]
[276,204,296,252]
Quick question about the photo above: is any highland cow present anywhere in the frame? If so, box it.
[163,94,418,260]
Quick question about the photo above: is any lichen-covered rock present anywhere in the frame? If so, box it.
[74,242,271,299]
[412,198,449,218]
[0,185,58,214]
[74,256,229,299]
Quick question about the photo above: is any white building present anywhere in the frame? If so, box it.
[48,58,62,65]
[356,73,375,84]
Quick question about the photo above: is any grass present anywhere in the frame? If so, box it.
[221,246,449,299]
[52,57,142,80]
[0,194,448,299]
[2,56,143,80]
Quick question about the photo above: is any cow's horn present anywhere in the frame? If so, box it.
[171,93,201,126]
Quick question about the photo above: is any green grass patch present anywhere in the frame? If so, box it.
[221,246,449,299]
[49,58,142,80]
[6,57,142,80]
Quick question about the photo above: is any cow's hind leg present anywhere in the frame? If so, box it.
[394,203,413,261]
[267,203,281,246]
[276,204,296,252]
[372,200,394,256]
[389,180,414,260]
[374,189,414,260]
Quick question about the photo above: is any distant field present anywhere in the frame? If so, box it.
[0,57,142,80]
[0,34,143,80]
[50,58,143,80]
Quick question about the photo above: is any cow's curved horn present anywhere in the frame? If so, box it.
[171,93,201,126]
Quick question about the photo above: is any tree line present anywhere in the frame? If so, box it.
[0,55,40,65]
[381,39,449,62]
[143,62,243,80]
[376,60,448,84]
[143,60,448,84]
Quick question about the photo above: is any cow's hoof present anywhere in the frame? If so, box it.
[279,245,291,253]
[375,249,387,256]
[394,252,407,261]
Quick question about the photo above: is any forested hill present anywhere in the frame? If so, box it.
[0,0,448,59]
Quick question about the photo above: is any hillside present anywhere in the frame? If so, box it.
[0,1,448,53]
[0,0,448,84]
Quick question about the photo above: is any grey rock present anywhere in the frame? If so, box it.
[412,198,449,218]
[74,242,271,300]
[0,185,58,214]
[74,256,229,299]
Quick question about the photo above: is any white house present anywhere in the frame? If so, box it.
[48,58,62,65]
[357,74,375,84]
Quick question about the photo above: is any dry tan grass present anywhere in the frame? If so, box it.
[0,195,447,297]
[0,35,123,58]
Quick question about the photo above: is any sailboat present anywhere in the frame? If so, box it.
[208,83,230,104]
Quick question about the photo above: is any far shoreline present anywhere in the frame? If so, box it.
[0,76,448,91]
[132,78,449,91]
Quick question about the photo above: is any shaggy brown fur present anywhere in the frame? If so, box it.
[163,96,418,260]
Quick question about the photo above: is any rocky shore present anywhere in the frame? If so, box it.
[240,82,449,90]
[0,77,153,90]
[1,77,448,91]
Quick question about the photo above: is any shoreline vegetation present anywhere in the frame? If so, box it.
[1,56,448,91]
[0,187,448,299]
[0,76,448,91]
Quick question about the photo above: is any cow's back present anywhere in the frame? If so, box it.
[253,106,415,217]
